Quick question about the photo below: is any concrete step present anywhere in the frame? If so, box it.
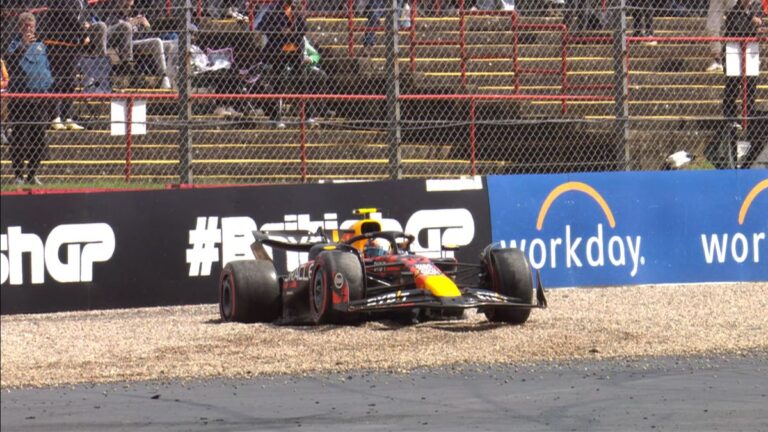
[468,84,768,101]
[36,140,464,161]
[21,159,485,181]
[381,57,768,74]
[517,100,768,118]
[42,126,386,145]
[304,15,708,33]
[321,43,721,60]
[410,70,768,88]
[309,25,720,48]
[66,91,767,127]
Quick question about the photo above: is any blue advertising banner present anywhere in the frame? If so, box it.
[488,170,768,287]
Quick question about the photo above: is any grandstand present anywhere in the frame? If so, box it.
[1,2,766,185]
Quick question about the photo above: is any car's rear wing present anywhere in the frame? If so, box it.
[250,230,317,262]
[249,229,357,262]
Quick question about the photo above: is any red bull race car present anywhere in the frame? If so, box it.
[218,208,547,325]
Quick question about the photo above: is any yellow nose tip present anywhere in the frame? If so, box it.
[423,275,461,298]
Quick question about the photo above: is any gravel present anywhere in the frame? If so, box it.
[1,283,766,389]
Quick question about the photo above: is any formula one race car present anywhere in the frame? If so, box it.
[218,208,546,325]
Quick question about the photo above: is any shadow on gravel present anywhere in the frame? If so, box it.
[367,319,507,333]
[421,321,507,333]
[204,317,507,333]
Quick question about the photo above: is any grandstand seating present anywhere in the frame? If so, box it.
[2,8,766,184]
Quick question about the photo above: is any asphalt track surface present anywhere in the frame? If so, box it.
[2,353,766,432]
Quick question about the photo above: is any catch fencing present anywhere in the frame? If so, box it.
[0,0,766,186]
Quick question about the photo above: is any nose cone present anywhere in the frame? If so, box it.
[423,274,461,298]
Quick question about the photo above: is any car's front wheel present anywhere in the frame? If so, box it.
[482,248,533,325]
[310,251,364,324]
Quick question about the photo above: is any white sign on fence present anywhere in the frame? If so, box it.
[724,42,760,77]
[110,100,147,136]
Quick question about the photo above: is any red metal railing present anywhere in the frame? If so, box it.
[3,92,609,181]
[549,33,767,128]
[188,0,569,114]
[624,35,766,130]
[333,1,573,113]
[3,92,175,183]
[407,2,573,112]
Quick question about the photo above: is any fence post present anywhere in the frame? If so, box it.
[178,0,194,184]
[611,0,630,170]
[125,97,134,182]
[385,0,403,180]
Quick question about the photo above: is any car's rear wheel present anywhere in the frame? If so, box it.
[219,260,281,323]
[482,248,533,325]
[310,251,364,324]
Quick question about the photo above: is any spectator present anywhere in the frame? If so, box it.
[85,0,133,64]
[722,0,764,167]
[563,0,605,32]
[474,0,515,10]
[257,0,325,127]
[81,1,110,58]
[301,35,329,124]
[628,0,659,44]
[1,58,8,146]
[5,12,54,185]
[705,0,736,72]
[0,59,6,91]
[42,0,88,131]
[205,0,248,19]
[362,0,407,50]
[102,0,176,89]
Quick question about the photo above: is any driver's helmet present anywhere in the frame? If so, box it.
[364,238,390,258]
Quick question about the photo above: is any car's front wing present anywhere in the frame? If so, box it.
[343,273,547,314]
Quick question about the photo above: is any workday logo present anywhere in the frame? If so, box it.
[499,181,644,277]
[700,179,767,265]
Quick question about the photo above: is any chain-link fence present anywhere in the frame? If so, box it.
[1,0,766,186]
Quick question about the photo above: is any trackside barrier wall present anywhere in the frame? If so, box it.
[2,170,766,315]
[0,178,490,314]
[487,170,767,287]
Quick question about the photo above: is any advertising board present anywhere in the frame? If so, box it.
[488,170,767,287]
[0,179,490,314]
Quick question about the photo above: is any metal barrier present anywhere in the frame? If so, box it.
[625,35,767,130]
[4,91,613,181]
[1,1,766,187]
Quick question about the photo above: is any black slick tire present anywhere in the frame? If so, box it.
[483,248,534,325]
[310,251,364,324]
[219,260,281,323]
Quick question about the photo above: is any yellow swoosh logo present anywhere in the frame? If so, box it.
[537,181,616,231]
[738,178,768,225]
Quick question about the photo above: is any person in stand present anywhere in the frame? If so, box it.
[1,58,9,146]
[5,13,54,185]
[362,0,407,51]
[101,0,177,89]
[628,0,660,44]
[563,0,604,32]
[256,0,325,128]
[41,0,89,130]
[79,0,110,58]
[705,0,737,72]
[721,0,765,167]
